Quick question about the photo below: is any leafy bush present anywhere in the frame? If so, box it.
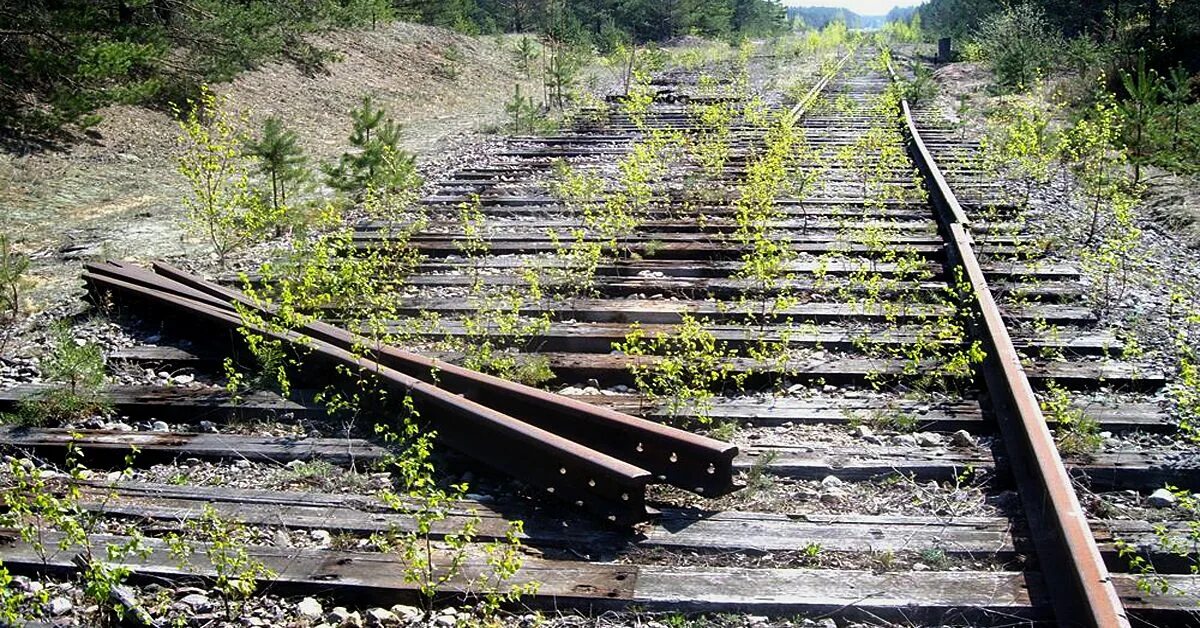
[176,87,280,266]
[974,3,1060,90]
[614,315,743,424]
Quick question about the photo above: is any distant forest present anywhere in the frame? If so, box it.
[918,0,1200,71]
[786,5,918,30]
[0,0,787,140]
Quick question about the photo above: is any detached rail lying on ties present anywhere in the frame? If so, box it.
[889,56,1130,628]
[82,261,737,526]
[787,52,851,121]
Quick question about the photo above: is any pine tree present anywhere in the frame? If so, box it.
[513,35,538,77]
[1118,53,1162,185]
[244,116,308,217]
[323,95,420,196]
[0,234,29,318]
[1162,64,1191,153]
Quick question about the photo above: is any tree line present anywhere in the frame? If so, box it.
[918,0,1199,72]
[0,0,786,143]
[912,0,1199,176]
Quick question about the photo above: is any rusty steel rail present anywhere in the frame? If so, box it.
[143,262,738,496]
[787,51,851,122]
[84,261,740,522]
[85,266,653,523]
[889,56,1130,628]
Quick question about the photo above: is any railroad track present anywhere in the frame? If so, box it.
[3,44,1198,626]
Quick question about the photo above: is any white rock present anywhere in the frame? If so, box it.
[951,430,976,447]
[298,597,324,619]
[366,607,399,625]
[890,434,917,447]
[179,593,212,611]
[912,562,929,571]
[854,424,874,439]
[1148,488,1177,508]
[916,432,944,447]
[48,596,73,615]
[14,577,43,594]
[820,488,846,504]
[151,421,169,431]
[820,475,843,488]
[173,373,195,385]
[433,615,457,627]
[390,604,422,622]
[310,529,333,547]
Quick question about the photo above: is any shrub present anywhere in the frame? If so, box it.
[9,322,110,426]
[0,235,30,319]
[323,95,422,198]
[176,86,279,266]
[974,3,1059,90]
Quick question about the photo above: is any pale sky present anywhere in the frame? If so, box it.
[784,1,923,16]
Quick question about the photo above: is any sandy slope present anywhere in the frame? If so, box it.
[0,21,539,306]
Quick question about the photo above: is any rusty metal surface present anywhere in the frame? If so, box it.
[892,62,1131,628]
[788,52,851,121]
[146,261,740,496]
[85,268,654,524]
[943,225,1129,628]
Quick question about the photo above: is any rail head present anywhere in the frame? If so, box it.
[151,261,740,496]
[84,270,656,525]
[890,51,1129,628]
[787,51,853,122]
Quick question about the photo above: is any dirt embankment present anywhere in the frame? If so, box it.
[0,21,540,311]
[928,58,1200,246]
